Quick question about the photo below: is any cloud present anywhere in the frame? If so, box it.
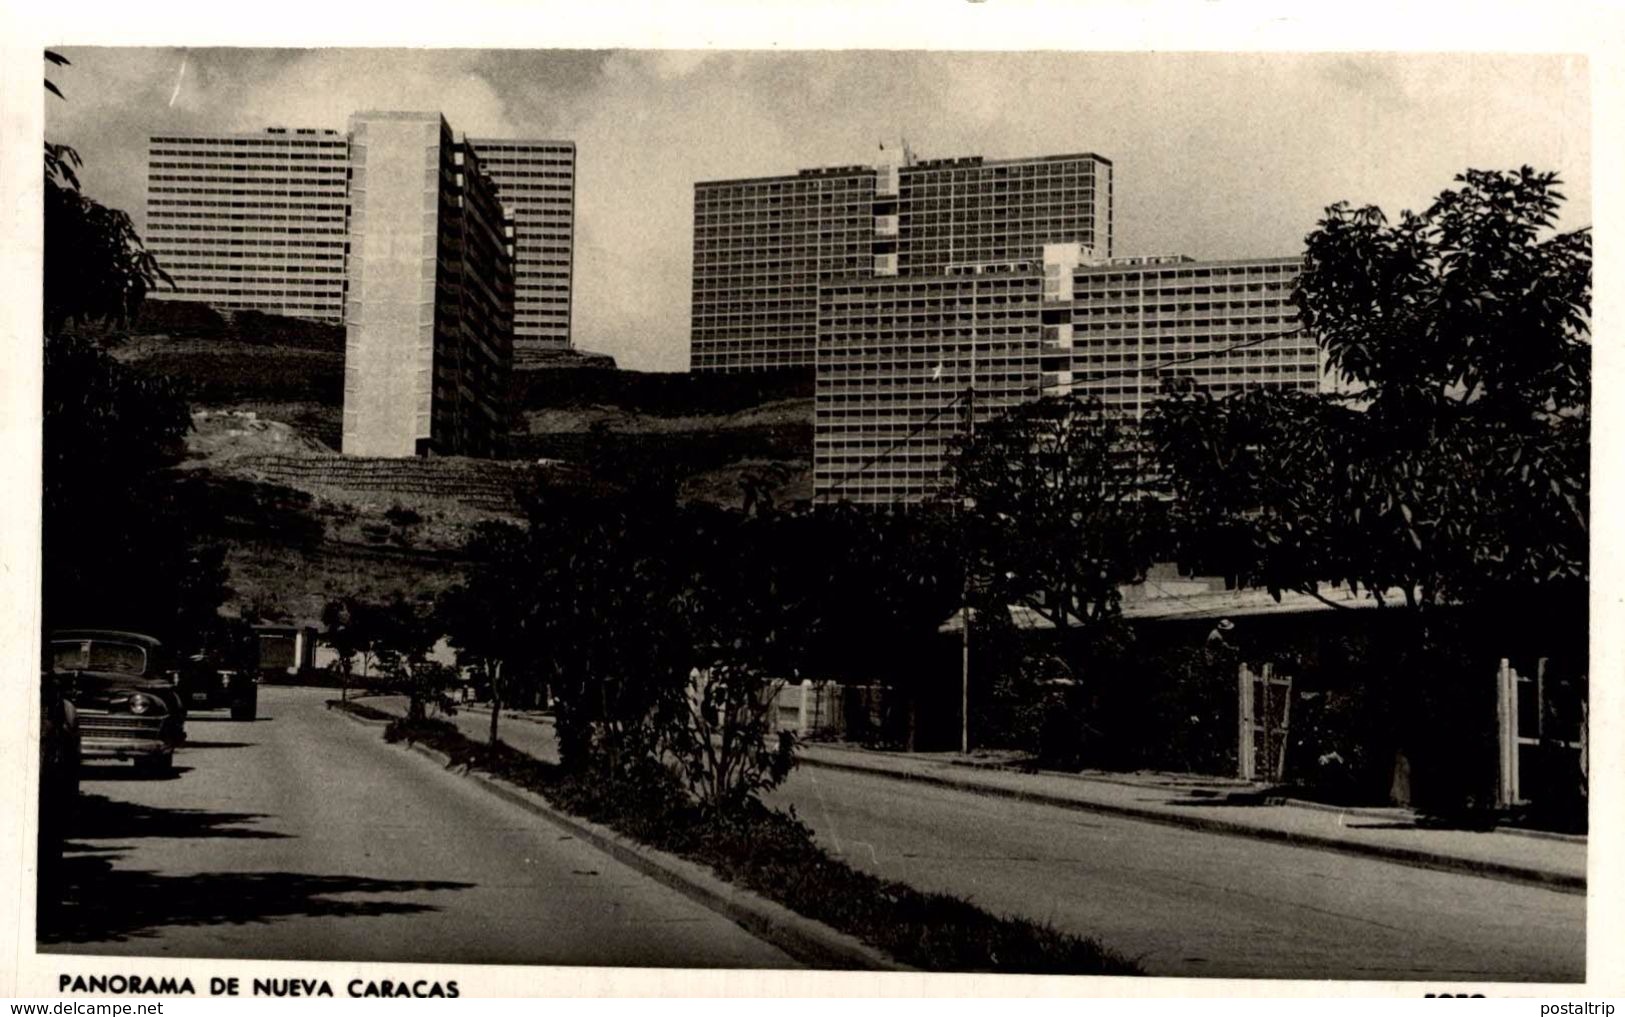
[233,49,518,136]
[45,50,1591,372]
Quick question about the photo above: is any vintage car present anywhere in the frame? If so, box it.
[48,629,186,775]
[174,652,259,720]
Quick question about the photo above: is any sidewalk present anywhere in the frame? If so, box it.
[351,696,1585,892]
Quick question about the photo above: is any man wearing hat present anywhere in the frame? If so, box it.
[1206,617,1236,649]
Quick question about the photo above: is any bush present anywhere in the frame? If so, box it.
[664,665,797,813]
[385,504,423,527]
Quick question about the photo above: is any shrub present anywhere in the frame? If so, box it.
[385,503,423,527]
[663,665,797,813]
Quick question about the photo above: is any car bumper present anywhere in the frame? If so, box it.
[77,713,182,758]
[80,736,174,759]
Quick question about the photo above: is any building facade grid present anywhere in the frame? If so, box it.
[692,152,1112,375]
[814,263,1045,505]
[812,248,1326,506]
[466,139,576,357]
[144,128,350,321]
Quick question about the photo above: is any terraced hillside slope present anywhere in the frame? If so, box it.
[97,305,813,625]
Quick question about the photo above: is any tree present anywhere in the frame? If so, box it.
[370,595,453,722]
[41,52,213,644]
[44,53,172,333]
[1148,168,1589,617]
[952,395,1149,632]
[438,521,539,746]
[1146,168,1590,814]
[321,598,361,700]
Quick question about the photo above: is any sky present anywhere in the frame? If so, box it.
[43,49,1591,372]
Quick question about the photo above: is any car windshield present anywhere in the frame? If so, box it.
[51,640,148,676]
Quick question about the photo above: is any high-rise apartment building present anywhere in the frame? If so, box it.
[466,139,577,358]
[812,246,1324,505]
[144,128,350,321]
[342,112,513,458]
[692,152,1112,374]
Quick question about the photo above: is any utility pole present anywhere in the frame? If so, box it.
[961,274,976,756]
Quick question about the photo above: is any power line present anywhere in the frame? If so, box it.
[1055,327,1308,395]
[818,389,967,500]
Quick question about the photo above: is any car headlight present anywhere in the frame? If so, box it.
[127,693,158,715]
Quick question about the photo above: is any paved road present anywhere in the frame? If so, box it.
[769,765,1584,981]
[39,686,793,968]
[411,703,1585,982]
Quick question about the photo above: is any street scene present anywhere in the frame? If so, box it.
[42,687,1582,979]
[34,47,1589,984]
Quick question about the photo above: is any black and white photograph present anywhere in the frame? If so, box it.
[5,5,1617,997]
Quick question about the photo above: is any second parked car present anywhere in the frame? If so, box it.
[173,652,258,720]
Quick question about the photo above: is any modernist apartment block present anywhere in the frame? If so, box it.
[466,139,577,356]
[342,112,513,459]
[814,262,1047,505]
[692,152,1112,374]
[144,128,350,321]
[812,246,1325,505]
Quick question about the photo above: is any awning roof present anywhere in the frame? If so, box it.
[937,584,1398,634]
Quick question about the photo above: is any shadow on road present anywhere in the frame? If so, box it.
[39,859,473,945]
[67,793,287,842]
[179,740,256,750]
[79,766,194,783]
[40,793,473,946]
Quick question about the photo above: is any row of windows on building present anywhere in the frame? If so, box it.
[147,185,345,197]
[167,285,342,297]
[152,248,344,261]
[150,175,347,188]
[150,136,345,147]
[147,237,345,249]
[150,212,346,226]
[150,162,347,174]
[695,252,873,267]
[697,179,874,200]
[693,195,889,214]
[148,150,348,164]
[149,223,344,236]
[163,262,345,274]
[149,199,347,211]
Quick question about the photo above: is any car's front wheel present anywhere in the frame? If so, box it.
[134,752,172,777]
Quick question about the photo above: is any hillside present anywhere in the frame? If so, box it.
[101,305,814,625]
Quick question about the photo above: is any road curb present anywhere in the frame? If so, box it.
[800,756,1585,895]
[925,753,1586,846]
[327,702,391,727]
[1253,793,1590,845]
[387,739,907,972]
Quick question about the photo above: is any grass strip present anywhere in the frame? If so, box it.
[380,715,1141,975]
